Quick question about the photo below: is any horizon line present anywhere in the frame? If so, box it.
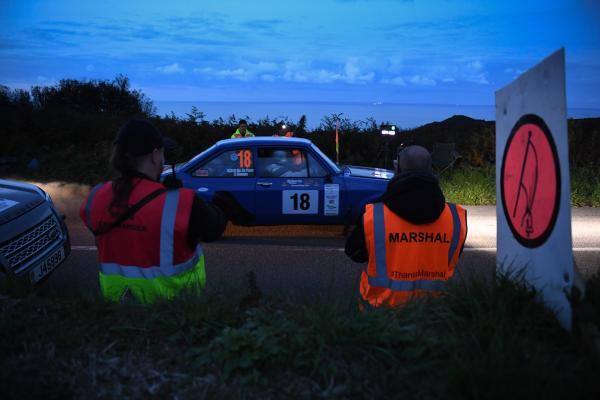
[152,100,600,111]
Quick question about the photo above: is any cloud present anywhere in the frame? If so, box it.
[343,59,375,84]
[193,61,280,82]
[193,59,375,85]
[409,75,436,86]
[464,60,489,84]
[281,59,374,84]
[315,69,344,83]
[194,67,251,81]
[252,61,279,73]
[157,63,185,74]
[85,64,95,72]
[42,20,87,28]
[378,58,489,87]
[260,74,276,82]
[380,76,406,86]
[21,16,246,59]
[504,67,524,79]
[467,60,483,71]
[244,18,285,31]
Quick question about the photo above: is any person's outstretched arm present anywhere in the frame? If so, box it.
[345,216,369,263]
[187,196,227,244]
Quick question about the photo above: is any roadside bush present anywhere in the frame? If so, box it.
[2,273,598,399]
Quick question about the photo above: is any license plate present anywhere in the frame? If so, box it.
[30,247,65,284]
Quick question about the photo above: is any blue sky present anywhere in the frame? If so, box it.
[1,0,599,107]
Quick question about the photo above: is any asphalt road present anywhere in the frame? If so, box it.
[35,182,600,300]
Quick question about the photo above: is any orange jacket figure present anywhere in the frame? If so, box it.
[290,147,304,166]
[360,201,467,307]
[282,131,302,163]
[274,128,303,165]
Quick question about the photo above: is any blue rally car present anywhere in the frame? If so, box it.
[165,137,393,238]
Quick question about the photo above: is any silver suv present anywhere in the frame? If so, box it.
[0,179,70,287]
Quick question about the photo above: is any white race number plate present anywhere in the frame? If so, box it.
[30,247,65,284]
[282,190,318,214]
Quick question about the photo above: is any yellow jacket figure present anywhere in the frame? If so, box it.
[231,119,255,138]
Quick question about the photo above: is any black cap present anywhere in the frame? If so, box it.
[113,119,177,156]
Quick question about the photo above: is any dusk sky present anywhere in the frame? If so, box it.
[2,0,599,108]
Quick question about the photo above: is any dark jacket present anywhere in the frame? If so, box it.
[188,193,226,244]
[344,171,446,263]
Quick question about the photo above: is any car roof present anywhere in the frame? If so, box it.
[180,136,314,170]
[214,136,312,149]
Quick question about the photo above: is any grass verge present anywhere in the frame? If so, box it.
[571,167,600,207]
[1,273,599,399]
[440,166,496,205]
[440,166,600,206]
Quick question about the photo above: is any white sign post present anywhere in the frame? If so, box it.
[495,48,574,330]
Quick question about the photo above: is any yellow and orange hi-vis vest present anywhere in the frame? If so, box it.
[80,179,205,303]
[231,129,255,138]
[361,202,467,308]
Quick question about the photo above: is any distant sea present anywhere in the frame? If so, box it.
[154,101,600,130]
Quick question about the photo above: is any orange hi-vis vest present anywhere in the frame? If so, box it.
[361,202,467,307]
[80,178,205,303]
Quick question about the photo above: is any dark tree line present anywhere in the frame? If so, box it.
[0,77,598,183]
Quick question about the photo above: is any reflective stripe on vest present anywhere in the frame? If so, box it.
[99,245,203,278]
[447,203,461,264]
[369,202,461,292]
[84,183,105,231]
[160,189,179,267]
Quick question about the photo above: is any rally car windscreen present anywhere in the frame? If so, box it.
[179,144,218,173]
[310,144,341,174]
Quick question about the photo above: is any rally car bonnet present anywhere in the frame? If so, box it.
[345,166,394,180]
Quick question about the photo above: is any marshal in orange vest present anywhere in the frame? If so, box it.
[80,178,205,303]
[361,202,467,307]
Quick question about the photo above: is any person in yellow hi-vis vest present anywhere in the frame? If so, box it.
[345,145,467,308]
[80,119,225,303]
[231,119,255,138]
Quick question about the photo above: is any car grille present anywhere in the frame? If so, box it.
[0,215,62,272]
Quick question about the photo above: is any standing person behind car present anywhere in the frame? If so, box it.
[274,122,294,138]
[80,119,224,303]
[273,122,304,166]
[231,119,255,138]
[345,145,467,308]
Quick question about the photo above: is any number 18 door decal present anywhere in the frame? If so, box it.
[282,190,319,214]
